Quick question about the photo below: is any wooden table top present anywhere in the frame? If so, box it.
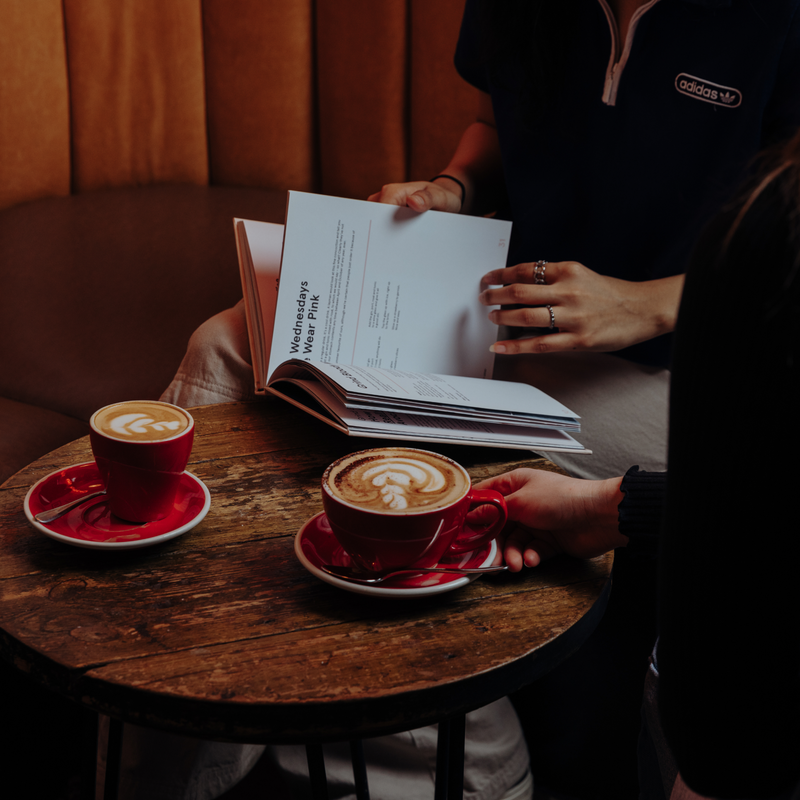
[0,400,612,745]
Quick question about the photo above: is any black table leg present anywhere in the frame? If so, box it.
[447,713,466,800]
[435,717,451,800]
[103,716,123,800]
[350,739,370,800]
[435,713,466,800]
[306,742,329,800]
[79,711,98,800]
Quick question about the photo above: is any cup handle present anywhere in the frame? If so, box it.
[449,489,508,554]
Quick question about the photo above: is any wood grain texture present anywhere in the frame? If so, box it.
[0,400,612,744]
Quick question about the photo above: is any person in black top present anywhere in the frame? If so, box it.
[370,0,800,487]
[477,127,800,798]
[375,0,800,368]
[158,2,800,794]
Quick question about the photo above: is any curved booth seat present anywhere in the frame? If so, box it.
[0,184,286,484]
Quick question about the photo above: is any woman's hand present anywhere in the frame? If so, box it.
[368,178,464,213]
[473,469,627,571]
[479,261,685,355]
[367,93,503,216]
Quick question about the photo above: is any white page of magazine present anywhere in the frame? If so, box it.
[234,218,284,392]
[266,191,512,381]
[343,405,585,451]
[273,378,586,452]
[302,361,580,426]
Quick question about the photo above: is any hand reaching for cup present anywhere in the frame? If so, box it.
[472,468,628,571]
[479,261,685,355]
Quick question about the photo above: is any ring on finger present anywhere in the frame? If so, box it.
[533,260,548,285]
[546,304,555,330]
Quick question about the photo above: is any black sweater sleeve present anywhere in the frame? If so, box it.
[617,466,666,553]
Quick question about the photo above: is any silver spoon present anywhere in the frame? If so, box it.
[34,491,106,523]
[321,563,507,584]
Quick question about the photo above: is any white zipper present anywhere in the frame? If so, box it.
[598,0,662,106]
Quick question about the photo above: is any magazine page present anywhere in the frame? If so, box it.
[331,366,579,429]
[269,376,588,453]
[234,219,285,392]
[340,405,586,452]
[268,360,581,430]
[304,361,577,426]
[266,191,512,382]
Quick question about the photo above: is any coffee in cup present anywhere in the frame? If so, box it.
[321,447,507,572]
[90,400,195,522]
[325,448,469,512]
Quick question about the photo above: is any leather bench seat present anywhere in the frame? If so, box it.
[0,185,286,484]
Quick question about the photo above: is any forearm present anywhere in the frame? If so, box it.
[585,476,629,550]
[630,273,685,340]
[434,90,504,216]
[371,92,504,214]
[436,121,504,216]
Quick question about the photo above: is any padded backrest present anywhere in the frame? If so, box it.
[0,0,474,210]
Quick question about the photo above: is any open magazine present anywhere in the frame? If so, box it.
[235,191,588,453]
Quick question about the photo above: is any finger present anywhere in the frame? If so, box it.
[481,261,564,289]
[522,541,557,567]
[478,283,559,308]
[480,264,538,288]
[404,190,431,212]
[474,468,538,497]
[503,527,558,570]
[465,502,503,528]
[490,541,506,567]
[487,304,561,329]
[367,182,430,207]
[366,189,408,206]
[409,184,462,213]
[502,526,528,572]
[490,331,583,355]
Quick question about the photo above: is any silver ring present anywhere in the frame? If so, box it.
[533,260,548,285]
[546,304,555,329]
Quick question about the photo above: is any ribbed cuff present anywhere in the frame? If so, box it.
[617,466,667,553]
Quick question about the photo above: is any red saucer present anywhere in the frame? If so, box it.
[295,511,497,597]
[24,461,210,549]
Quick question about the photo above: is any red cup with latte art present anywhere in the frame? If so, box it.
[89,400,195,522]
[321,447,507,573]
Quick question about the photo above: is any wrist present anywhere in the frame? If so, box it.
[593,477,629,548]
[640,274,685,337]
[430,174,466,211]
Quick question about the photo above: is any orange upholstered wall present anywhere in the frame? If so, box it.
[0,0,475,211]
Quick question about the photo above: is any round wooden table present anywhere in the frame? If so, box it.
[0,400,612,798]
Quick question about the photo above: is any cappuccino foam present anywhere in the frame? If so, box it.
[326,448,468,513]
[92,401,192,442]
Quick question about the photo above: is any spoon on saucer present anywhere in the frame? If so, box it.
[34,491,106,524]
[321,564,508,584]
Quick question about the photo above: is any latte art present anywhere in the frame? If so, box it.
[92,401,192,442]
[326,448,468,513]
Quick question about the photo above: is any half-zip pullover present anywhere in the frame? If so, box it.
[455,0,800,366]
[598,0,663,105]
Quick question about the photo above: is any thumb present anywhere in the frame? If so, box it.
[406,189,434,212]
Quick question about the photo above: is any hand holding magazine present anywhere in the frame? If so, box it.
[235,191,588,453]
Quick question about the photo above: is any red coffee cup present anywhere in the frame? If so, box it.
[321,447,507,573]
[89,400,195,522]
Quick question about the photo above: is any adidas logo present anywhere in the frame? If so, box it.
[675,73,742,108]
